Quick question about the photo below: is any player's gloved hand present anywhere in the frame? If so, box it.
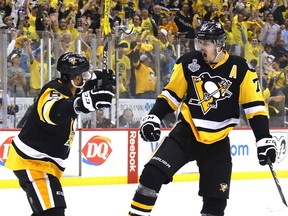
[140,115,161,142]
[82,69,116,92]
[256,138,276,165]
[75,89,114,113]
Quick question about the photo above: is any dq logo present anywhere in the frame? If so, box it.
[0,136,13,166]
[82,136,112,166]
[272,131,288,163]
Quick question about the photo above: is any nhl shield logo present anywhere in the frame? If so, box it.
[271,131,287,163]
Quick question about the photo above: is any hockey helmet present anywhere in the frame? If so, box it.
[196,21,226,49]
[57,52,91,81]
[197,21,226,40]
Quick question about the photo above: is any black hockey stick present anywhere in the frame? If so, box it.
[267,157,288,207]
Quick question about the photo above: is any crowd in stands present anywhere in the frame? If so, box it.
[1,0,288,127]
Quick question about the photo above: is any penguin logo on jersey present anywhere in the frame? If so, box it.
[189,72,232,114]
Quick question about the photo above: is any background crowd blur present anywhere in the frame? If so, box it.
[1,0,288,128]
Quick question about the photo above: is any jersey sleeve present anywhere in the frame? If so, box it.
[158,62,188,110]
[239,69,268,120]
[37,88,78,125]
[148,61,187,120]
[239,69,271,141]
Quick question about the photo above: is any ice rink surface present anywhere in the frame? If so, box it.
[1,178,288,215]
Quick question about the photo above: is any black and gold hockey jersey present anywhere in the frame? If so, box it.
[5,79,78,179]
[156,51,268,144]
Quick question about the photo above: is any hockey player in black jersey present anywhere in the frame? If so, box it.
[5,52,115,216]
[128,21,276,216]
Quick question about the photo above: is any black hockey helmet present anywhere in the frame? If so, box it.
[197,20,226,40]
[57,52,90,81]
[196,20,226,50]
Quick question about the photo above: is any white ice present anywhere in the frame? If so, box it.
[1,179,288,215]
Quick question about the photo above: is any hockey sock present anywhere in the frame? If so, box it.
[128,184,158,216]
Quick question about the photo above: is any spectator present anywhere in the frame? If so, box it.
[132,43,156,99]
[157,28,176,86]
[129,14,142,41]
[3,15,15,29]
[268,59,287,88]
[59,32,74,55]
[174,3,195,39]
[16,36,31,91]
[271,0,288,25]
[260,13,281,46]
[57,17,79,41]
[262,43,275,71]
[263,77,285,127]
[109,6,122,30]
[223,19,236,53]
[118,108,139,128]
[244,36,262,66]
[158,14,178,35]
[280,17,288,52]
[0,0,12,19]
[7,50,27,97]
[111,41,131,98]
[28,45,48,97]
[230,11,248,57]
[151,4,162,27]
[83,109,115,128]
[140,8,157,36]
[0,90,19,128]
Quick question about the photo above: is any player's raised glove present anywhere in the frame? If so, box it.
[82,69,116,92]
[75,89,114,113]
[256,138,276,165]
[140,115,161,142]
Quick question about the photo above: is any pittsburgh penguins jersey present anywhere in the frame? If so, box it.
[156,51,268,144]
[5,79,78,179]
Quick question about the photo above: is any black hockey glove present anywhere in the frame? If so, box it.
[256,138,276,165]
[82,69,116,92]
[75,89,114,113]
[140,115,161,142]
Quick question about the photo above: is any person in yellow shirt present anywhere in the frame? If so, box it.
[267,60,287,88]
[57,17,79,41]
[132,44,156,99]
[111,41,131,98]
[141,8,157,36]
[231,12,249,57]
[28,45,48,97]
[158,14,179,35]
[244,36,263,66]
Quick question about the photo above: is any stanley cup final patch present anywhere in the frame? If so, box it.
[188,59,200,72]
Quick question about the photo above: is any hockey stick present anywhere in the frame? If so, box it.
[103,0,110,72]
[267,157,288,207]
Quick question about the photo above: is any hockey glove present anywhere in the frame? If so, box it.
[140,115,161,142]
[75,89,114,113]
[256,138,276,166]
[82,69,116,92]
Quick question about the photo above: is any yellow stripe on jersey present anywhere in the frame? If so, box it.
[161,63,188,99]
[5,144,64,179]
[181,103,235,144]
[38,88,69,125]
[239,69,268,119]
